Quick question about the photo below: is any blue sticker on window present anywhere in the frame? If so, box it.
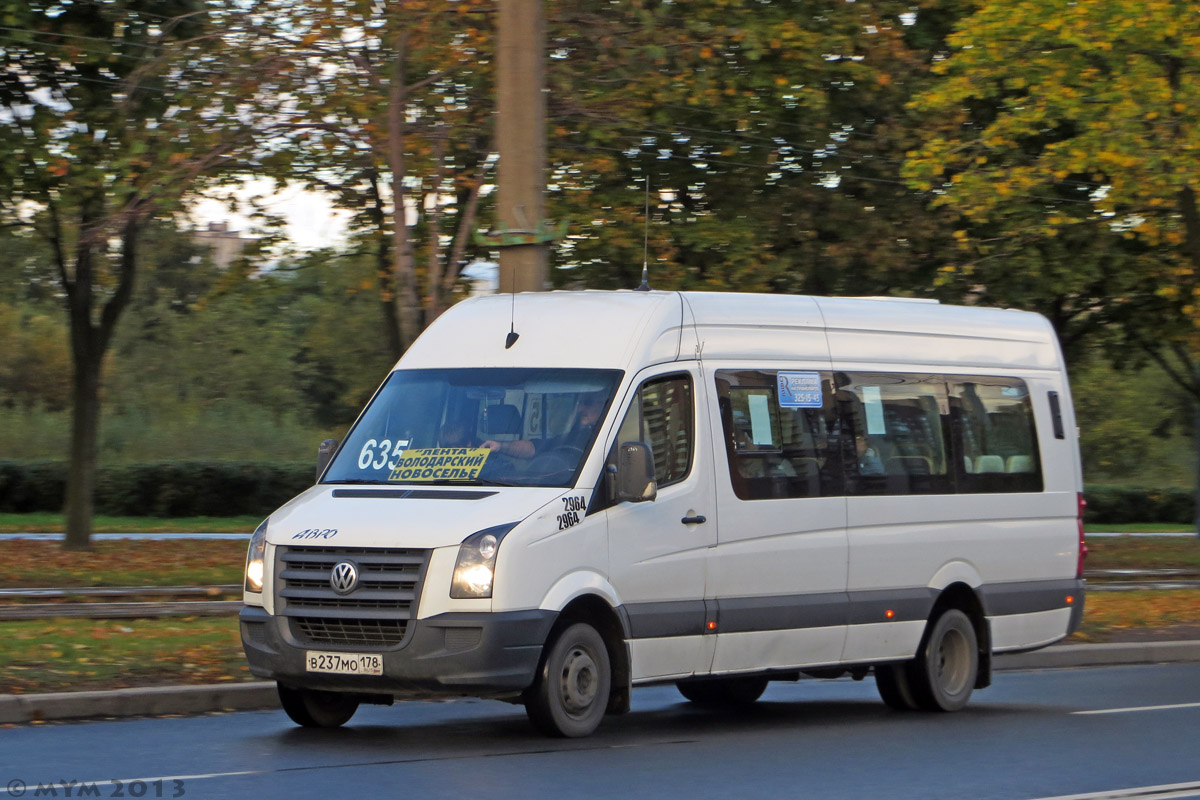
[777,372,823,408]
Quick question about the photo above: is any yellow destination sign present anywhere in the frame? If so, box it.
[387,448,491,482]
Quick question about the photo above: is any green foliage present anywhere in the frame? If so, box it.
[545,0,954,295]
[905,0,1200,525]
[253,0,498,348]
[0,461,312,517]
[904,0,1200,374]
[0,303,72,411]
[1083,485,1194,526]
[0,404,336,465]
[1072,356,1194,487]
[0,0,1196,525]
[0,462,66,515]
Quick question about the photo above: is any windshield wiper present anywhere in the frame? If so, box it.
[421,477,525,488]
[324,477,534,488]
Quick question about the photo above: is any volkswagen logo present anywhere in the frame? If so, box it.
[330,561,359,595]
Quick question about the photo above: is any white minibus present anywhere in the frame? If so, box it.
[241,290,1085,737]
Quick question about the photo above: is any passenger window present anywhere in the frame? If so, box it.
[715,370,844,500]
[950,377,1043,493]
[839,373,952,496]
[610,374,694,490]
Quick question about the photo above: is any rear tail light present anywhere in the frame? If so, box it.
[1076,492,1088,579]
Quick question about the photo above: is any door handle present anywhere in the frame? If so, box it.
[681,515,707,525]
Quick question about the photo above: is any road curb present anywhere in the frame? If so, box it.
[994,640,1200,670]
[0,682,279,724]
[3,641,1198,724]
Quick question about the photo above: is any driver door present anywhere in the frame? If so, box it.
[603,365,717,681]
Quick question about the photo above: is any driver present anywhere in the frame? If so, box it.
[482,392,606,460]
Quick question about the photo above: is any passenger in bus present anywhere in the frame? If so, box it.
[483,392,605,459]
[438,411,479,448]
[857,437,885,476]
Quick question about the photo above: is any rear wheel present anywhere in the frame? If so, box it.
[525,622,612,738]
[676,676,769,707]
[907,609,978,712]
[277,683,359,728]
[874,663,919,711]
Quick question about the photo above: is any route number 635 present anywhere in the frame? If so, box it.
[357,438,409,470]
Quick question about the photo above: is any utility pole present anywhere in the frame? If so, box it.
[494,0,548,293]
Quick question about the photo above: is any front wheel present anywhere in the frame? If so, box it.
[525,622,612,738]
[277,683,359,728]
[908,609,979,712]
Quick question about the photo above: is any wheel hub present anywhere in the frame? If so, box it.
[560,645,598,714]
[936,628,971,695]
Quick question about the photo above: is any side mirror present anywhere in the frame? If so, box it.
[612,441,657,503]
[316,438,339,482]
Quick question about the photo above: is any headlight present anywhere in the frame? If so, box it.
[450,523,517,599]
[245,520,268,593]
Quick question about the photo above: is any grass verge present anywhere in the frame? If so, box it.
[0,617,251,694]
[1070,590,1200,643]
[1086,536,1200,572]
[1087,523,1193,533]
[0,540,246,588]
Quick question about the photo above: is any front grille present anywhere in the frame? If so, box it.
[293,617,409,646]
[277,546,430,648]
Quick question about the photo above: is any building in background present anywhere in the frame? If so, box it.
[194,221,248,270]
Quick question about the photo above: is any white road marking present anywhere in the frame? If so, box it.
[1026,781,1200,800]
[1072,701,1200,716]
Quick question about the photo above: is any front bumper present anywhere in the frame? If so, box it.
[240,605,556,699]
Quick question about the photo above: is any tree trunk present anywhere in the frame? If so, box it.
[388,31,421,352]
[367,170,403,361]
[435,165,489,319]
[63,344,101,551]
[61,213,140,551]
[424,129,447,321]
[1194,399,1199,537]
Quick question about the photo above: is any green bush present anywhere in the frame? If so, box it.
[1082,485,1194,525]
[0,461,313,517]
[0,461,65,513]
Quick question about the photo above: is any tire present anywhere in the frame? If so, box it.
[277,683,359,728]
[525,622,612,738]
[907,609,979,712]
[874,663,919,711]
[676,676,769,707]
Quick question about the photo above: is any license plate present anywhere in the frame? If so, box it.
[305,651,383,676]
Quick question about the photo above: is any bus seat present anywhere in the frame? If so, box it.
[1006,455,1034,473]
[483,404,523,437]
[974,454,1005,474]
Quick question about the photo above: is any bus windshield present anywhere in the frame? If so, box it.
[323,368,623,488]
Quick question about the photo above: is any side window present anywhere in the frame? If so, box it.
[840,373,952,496]
[950,377,1043,493]
[715,370,844,500]
[610,374,694,489]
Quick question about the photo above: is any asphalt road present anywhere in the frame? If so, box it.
[2,664,1198,800]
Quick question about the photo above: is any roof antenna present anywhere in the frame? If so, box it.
[635,177,651,292]
[504,265,519,349]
